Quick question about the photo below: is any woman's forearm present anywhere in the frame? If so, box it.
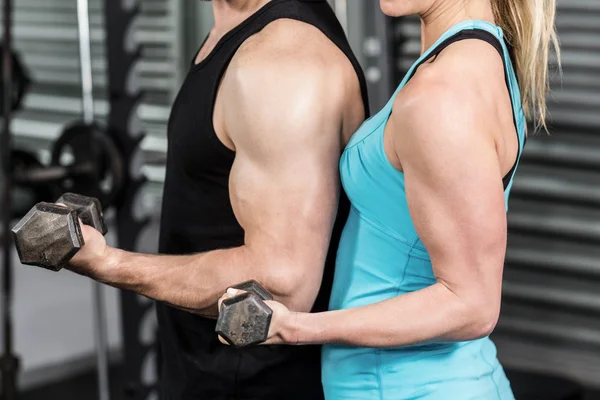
[292,282,497,348]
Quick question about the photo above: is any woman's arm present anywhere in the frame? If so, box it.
[291,282,493,347]
[221,51,512,347]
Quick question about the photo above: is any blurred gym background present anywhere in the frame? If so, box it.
[0,0,599,399]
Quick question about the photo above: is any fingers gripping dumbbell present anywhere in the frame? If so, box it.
[11,193,107,271]
[216,281,274,348]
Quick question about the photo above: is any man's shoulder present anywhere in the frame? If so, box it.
[217,19,363,144]
[229,19,354,86]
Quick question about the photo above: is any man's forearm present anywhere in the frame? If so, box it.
[96,245,265,317]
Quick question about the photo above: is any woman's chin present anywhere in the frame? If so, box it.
[379,0,413,17]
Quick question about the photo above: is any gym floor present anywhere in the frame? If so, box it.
[21,364,123,400]
[18,364,600,400]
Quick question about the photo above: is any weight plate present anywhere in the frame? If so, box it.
[0,46,31,116]
[11,149,60,218]
[51,122,125,208]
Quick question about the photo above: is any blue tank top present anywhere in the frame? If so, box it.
[322,20,525,400]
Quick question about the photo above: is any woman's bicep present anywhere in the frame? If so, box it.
[393,84,507,309]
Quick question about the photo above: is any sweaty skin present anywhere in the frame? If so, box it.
[68,17,365,317]
[219,27,519,347]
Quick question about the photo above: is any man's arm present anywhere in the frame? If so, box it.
[71,26,357,317]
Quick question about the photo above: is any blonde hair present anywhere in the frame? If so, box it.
[491,0,561,131]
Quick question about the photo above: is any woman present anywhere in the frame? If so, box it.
[220,0,559,398]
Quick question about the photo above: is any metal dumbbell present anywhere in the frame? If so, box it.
[11,193,107,271]
[216,280,274,348]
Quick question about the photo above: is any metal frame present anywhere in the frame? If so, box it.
[0,0,20,398]
[361,2,395,112]
[102,1,156,399]
[75,0,110,398]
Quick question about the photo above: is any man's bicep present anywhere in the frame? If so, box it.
[225,75,344,310]
[230,133,340,255]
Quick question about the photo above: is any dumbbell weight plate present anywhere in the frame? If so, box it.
[12,194,106,271]
[57,193,107,235]
[215,280,273,348]
[11,203,83,271]
[232,280,274,301]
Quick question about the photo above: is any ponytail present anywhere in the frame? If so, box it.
[492,0,561,131]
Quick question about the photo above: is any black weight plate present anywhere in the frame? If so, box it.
[51,122,125,208]
[11,149,60,218]
[0,46,31,115]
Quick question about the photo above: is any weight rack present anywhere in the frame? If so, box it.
[102,1,158,399]
[0,1,158,398]
[0,0,20,398]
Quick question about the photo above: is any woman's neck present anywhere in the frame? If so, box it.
[419,0,495,54]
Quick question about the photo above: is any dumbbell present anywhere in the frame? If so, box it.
[11,193,107,271]
[216,280,274,348]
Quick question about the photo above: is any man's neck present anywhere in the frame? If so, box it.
[419,0,495,54]
[212,0,272,33]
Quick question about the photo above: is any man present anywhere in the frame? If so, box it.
[68,0,368,398]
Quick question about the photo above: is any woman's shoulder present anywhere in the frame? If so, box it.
[390,40,508,138]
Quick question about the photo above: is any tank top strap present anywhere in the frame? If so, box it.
[384,20,518,118]
[383,20,488,111]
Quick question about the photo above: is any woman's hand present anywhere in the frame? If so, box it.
[217,288,298,346]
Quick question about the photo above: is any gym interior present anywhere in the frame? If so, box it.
[0,1,599,399]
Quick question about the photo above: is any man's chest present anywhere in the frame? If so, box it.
[166,72,235,180]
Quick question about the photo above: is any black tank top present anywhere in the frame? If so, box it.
[157,1,369,399]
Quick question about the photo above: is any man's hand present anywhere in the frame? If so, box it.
[68,222,112,280]
[51,200,111,278]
